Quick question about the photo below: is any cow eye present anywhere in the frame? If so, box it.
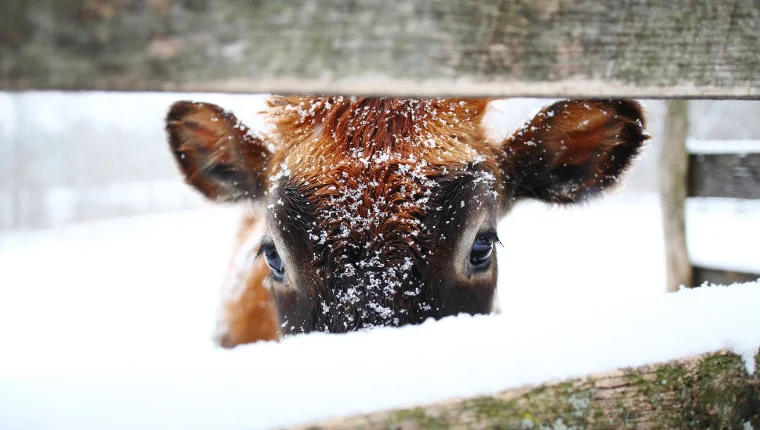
[469,233,497,270]
[260,244,285,281]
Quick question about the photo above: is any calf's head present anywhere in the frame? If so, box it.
[167,97,647,335]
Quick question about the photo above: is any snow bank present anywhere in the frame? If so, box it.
[687,197,760,274]
[0,194,756,430]
[0,282,758,430]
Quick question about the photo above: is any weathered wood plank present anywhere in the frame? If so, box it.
[660,100,692,292]
[294,350,760,430]
[688,153,760,199]
[694,266,760,287]
[1,0,759,97]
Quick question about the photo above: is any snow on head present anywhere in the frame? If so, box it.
[165,96,649,345]
[264,97,500,333]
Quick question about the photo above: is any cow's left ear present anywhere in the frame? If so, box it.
[501,99,649,204]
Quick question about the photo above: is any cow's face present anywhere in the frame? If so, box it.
[167,97,647,335]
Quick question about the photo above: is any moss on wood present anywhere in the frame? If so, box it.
[295,349,760,430]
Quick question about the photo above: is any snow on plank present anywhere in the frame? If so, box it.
[686,138,760,155]
[687,198,760,275]
[0,282,758,430]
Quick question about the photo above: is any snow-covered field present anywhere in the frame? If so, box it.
[1,91,759,429]
[1,283,758,430]
[0,192,758,429]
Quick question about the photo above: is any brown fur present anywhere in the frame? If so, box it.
[166,96,648,347]
[215,208,279,347]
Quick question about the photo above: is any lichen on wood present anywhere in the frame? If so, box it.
[1,0,759,97]
[294,350,760,429]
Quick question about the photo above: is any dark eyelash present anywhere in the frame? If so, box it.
[255,238,276,259]
[478,231,502,247]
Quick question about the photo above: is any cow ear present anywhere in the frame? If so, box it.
[165,101,273,202]
[501,99,649,204]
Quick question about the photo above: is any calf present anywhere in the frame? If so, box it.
[166,97,647,347]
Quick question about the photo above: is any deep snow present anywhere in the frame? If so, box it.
[0,282,757,430]
[0,193,758,429]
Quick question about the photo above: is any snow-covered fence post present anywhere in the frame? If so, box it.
[659,100,693,293]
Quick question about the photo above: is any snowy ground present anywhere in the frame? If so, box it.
[0,192,758,429]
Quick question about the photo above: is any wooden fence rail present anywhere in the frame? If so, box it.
[688,150,760,200]
[1,0,759,97]
[296,350,760,430]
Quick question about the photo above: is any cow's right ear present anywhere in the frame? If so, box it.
[165,101,272,202]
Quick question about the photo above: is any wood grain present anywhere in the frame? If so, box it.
[660,100,693,292]
[1,0,759,96]
[294,350,760,429]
